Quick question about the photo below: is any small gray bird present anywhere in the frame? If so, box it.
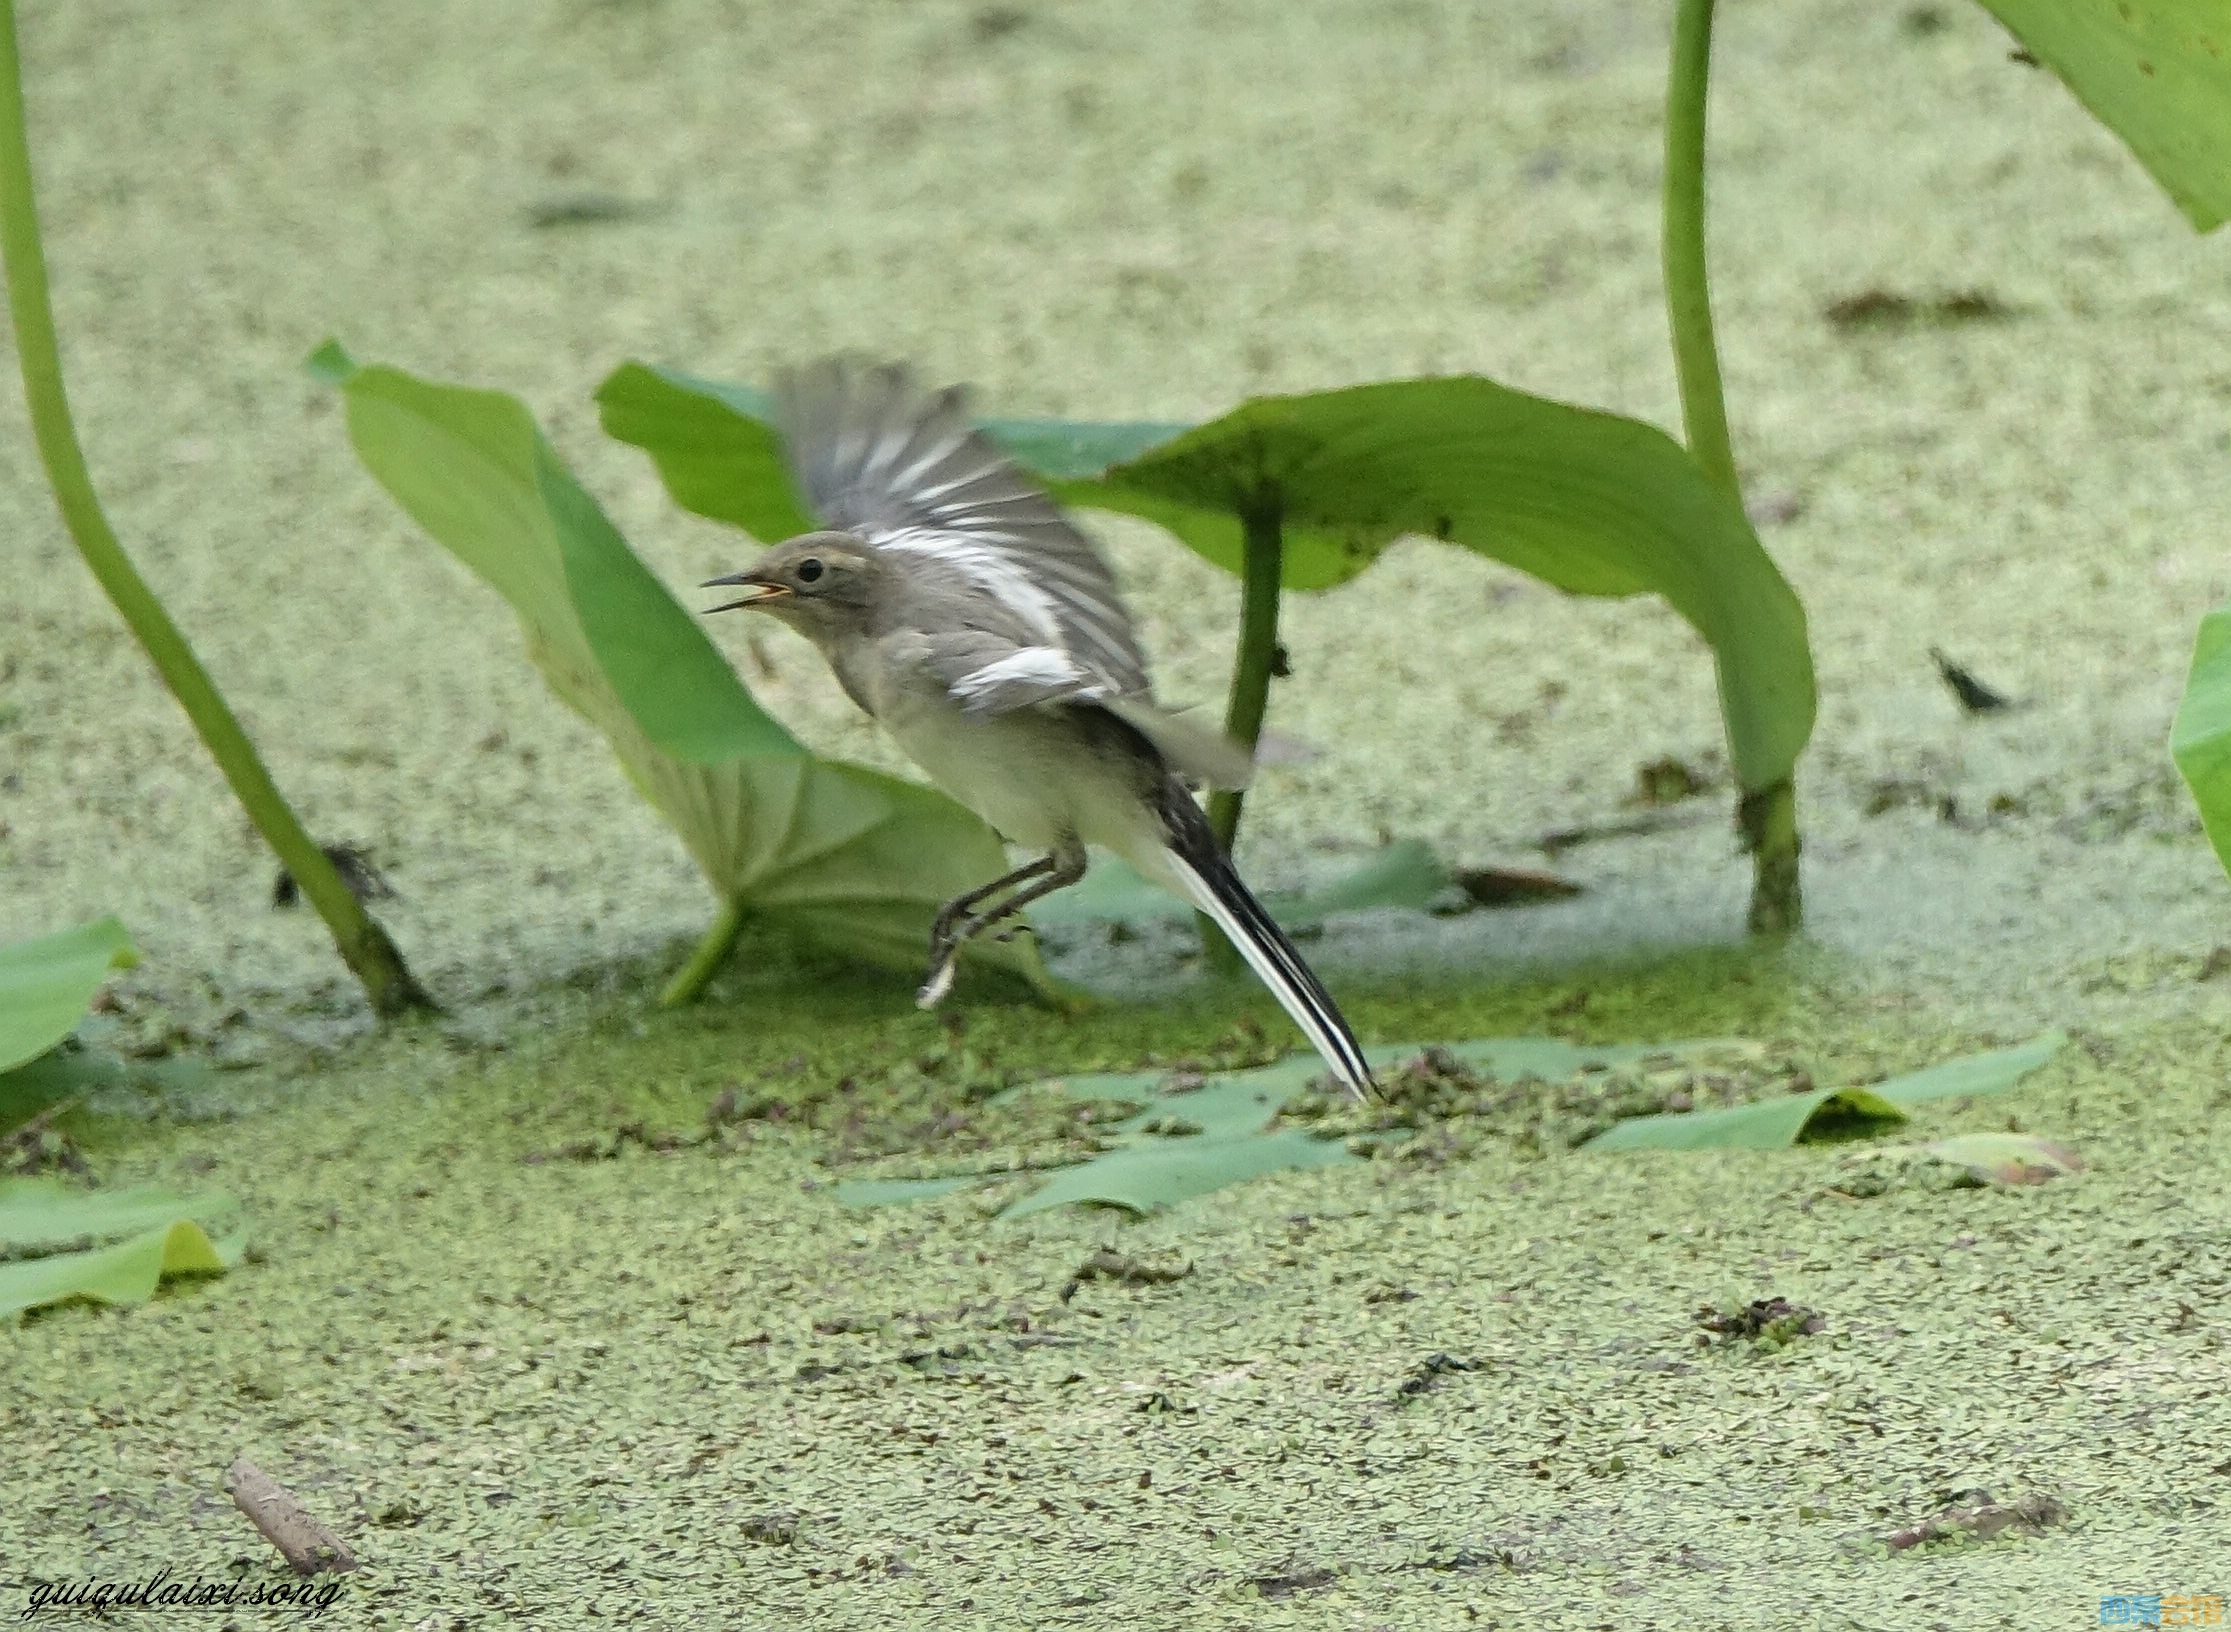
[702,358,1374,1100]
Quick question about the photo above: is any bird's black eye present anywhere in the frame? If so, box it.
[796,557,825,585]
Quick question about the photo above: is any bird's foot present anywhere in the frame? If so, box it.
[915,956,958,1011]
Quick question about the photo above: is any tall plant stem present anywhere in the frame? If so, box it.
[1207,499,1284,852]
[1662,0,1801,933]
[1663,0,1739,500]
[0,0,431,1014]
[1195,499,1284,966]
[660,898,745,1007]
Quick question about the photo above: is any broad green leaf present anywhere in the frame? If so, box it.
[0,1044,122,1131]
[592,368,818,549]
[0,1177,236,1252]
[1975,0,2231,232]
[1586,1033,2062,1151]
[1028,839,1455,929]
[317,345,1042,985]
[1061,380,1813,795]
[1867,1033,2065,1109]
[598,367,1814,796]
[2172,605,2231,876]
[334,355,793,765]
[1004,1035,1709,1211]
[594,364,1186,537]
[838,1036,1710,1217]
[1002,1129,1357,1218]
[1,1044,124,1101]
[0,1221,239,1319]
[0,1178,242,1319]
[974,411,1191,480]
[1022,1038,1677,1119]
[0,918,135,1076]
[1585,1085,1908,1152]
[0,1044,209,1133]
[830,1175,981,1207]
[1018,862,1191,927]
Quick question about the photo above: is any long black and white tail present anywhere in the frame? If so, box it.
[1156,785,1375,1101]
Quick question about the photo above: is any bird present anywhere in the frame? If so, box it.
[700,357,1374,1100]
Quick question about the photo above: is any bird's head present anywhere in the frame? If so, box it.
[701,531,883,641]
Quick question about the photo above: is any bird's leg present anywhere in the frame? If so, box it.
[917,847,1087,1010]
[949,850,1087,944]
[919,855,1058,1008]
[928,855,1057,962]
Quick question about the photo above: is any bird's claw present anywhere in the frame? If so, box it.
[915,957,958,1011]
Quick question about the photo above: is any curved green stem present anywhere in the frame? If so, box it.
[0,0,431,1014]
[660,898,747,1007]
[1207,500,1284,852]
[1662,0,1801,932]
[1663,0,1739,501]
[1196,500,1284,966]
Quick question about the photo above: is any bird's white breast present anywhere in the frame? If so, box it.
[832,628,1167,867]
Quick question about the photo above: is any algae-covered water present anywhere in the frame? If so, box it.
[4,0,2230,1623]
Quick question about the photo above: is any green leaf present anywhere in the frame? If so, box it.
[592,367,818,549]
[316,345,1043,986]
[1973,0,2231,232]
[1002,1129,1357,1218]
[838,1036,2060,1212]
[0,1178,242,1319]
[973,411,1191,480]
[1866,1032,2066,1109]
[834,1037,1707,1218]
[0,1045,120,1134]
[1585,1084,1909,1152]
[1059,379,1813,795]
[1,1045,209,1135]
[1586,1033,2063,1151]
[598,367,1813,797]
[0,918,135,1076]
[2172,605,2231,876]
[0,1222,239,1319]
[330,351,793,765]
[594,364,1187,534]
[830,1175,981,1208]
[999,1035,1716,1212]
[0,1178,232,1252]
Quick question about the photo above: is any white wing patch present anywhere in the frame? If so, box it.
[946,645,1103,712]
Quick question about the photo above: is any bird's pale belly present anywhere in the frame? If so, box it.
[881,692,1161,865]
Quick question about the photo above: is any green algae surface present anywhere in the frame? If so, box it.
[8,961,2230,1626]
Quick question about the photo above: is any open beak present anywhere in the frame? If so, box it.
[700,569,790,613]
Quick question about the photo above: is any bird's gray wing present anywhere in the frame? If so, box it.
[773,356,1152,701]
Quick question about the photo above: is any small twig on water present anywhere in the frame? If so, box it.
[226,1458,358,1576]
